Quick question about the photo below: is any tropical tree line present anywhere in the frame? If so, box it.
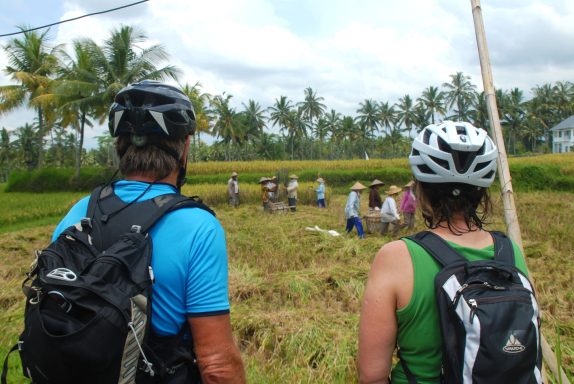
[1,25,574,179]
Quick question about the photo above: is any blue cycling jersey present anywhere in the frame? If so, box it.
[52,180,230,336]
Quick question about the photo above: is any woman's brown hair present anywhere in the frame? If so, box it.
[415,181,492,235]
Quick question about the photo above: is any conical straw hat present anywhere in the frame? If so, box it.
[369,179,385,187]
[259,177,270,183]
[316,178,325,183]
[385,185,402,195]
[289,174,299,179]
[350,182,367,190]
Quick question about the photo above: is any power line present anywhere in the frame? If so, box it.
[0,0,149,38]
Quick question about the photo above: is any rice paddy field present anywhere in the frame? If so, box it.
[0,154,573,383]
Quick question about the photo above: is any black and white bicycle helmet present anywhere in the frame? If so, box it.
[409,121,498,188]
[109,80,196,138]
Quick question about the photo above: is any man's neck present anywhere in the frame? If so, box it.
[125,173,177,187]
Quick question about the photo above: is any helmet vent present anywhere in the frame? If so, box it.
[474,161,489,172]
[456,125,467,135]
[417,164,434,174]
[484,170,495,179]
[437,137,451,152]
[429,155,449,170]
[411,148,420,156]
[452,150,477,173]
[423,129,432,144]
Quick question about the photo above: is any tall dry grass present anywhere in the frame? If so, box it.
[0,189,572,383]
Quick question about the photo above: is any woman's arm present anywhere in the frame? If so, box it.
[359,241,408,384]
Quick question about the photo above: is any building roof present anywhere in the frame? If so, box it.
[550,115,574,131]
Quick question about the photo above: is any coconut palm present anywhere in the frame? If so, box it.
[501,88,526,154]
[0,27,64,167]
[378,101,397,136]
[35,39,101,178]
[470,91,489,130]
[553,81,574,120]
[298,87,326,133]
[180,82,212,161]
[86,25,180,112]
[12,123,42,170]
[418,86,446,124]
[269,96,297,157]
[413,102,431,132]
[210,93,240,160]
[395,94,417,138]
[443,72,477,121]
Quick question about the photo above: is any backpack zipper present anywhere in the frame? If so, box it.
[451,282,531,309]
[467,295,532,324]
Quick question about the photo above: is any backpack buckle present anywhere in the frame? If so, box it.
[131,225,142,233]
[80,218,92,230]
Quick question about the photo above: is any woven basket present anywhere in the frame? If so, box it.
[363,214,382,234]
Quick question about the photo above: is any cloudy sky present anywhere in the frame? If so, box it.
[1,0,574,148]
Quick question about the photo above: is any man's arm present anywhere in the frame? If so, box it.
[189,314,245,384]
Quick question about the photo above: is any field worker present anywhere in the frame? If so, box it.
[345,182,367,239]
[227,171,240,207]
[315,177,326,208]
[358,122,532,383]
[400,180,416,230]
[260,177,271,211]
[286,174,299,212]
[380,185,402,236]
[267,176,278,202]
[52,81,245,383]
[368,179,384,211]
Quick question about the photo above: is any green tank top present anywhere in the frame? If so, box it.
[390,236,528,384]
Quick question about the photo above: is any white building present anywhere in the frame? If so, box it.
[550,115,574,153]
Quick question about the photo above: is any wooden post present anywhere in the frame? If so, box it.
[470,1,571,383]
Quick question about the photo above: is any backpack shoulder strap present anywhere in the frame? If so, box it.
[404,231,466,267]
[137,195,215,235]
[86,184,108,219]
[490,230,515,265]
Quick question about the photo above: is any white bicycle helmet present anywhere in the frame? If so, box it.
[409,121,498,188]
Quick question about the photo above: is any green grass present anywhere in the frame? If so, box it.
[0,189,572,383]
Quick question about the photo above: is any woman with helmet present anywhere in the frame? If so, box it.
[53,81,245,383]
[358,121,530,383]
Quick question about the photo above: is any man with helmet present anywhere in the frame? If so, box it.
[52,81,245,383]
[358,122,531,383]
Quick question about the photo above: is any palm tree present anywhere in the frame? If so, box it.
[12,123,42,170]
[298,87,326,134]
[269,96,295,157]
[395,94,417,138]
[378,101,397,136]
[501,88,526,154]
[86,25,179,113]
[418,86,446,124]
[324,109,342,158]
[470,91,489,130]
[210,93,239,160]
[0,27,64,167]
[443,72,477,121]
[242,99,266,134]
[530,83,558,148]
[553,81,574,120]
[356,99,380,157]
[413,102,431,132]
[181,82,211,161]
[35,39,101,178]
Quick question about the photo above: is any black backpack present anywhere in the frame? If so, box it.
[402,231,542,384]
[2,184,214,384]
